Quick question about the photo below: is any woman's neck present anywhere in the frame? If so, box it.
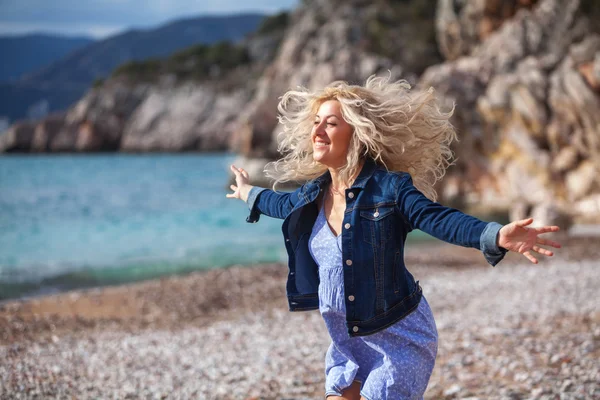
[328,159,365,192]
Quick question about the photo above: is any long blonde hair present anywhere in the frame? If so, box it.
[265,75,457,201]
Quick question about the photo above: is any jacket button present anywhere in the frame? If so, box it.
[344,223,351,229]
[345,259,353,266]
[352,326,359,332]
[373,211,379,217]
[285,238,290,242]
[348,192,355,199]
[348,295,355,301]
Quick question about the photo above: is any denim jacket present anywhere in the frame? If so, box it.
[246,158,507,337]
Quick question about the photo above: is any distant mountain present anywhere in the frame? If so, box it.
[0,13,266,123]
[0,34,95,82]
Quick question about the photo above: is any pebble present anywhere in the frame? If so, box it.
[443,384,462,396]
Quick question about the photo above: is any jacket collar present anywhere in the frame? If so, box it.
[312,157,378,190]
[351,158,378,189]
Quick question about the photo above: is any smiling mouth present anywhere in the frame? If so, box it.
[314,141,330,147]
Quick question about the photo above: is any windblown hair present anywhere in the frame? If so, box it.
[265,75,457,201]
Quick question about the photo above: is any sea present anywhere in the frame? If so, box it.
[0,153,432,301]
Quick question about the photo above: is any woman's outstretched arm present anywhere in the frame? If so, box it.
[395,173,561,265]
[226,164,303,222]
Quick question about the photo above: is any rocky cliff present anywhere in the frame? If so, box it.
[233,0,600,224]
[229,0,441,159]
[421,0,600,224]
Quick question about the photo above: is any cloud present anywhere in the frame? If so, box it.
[0,21,124,39]
[0,0,297,37]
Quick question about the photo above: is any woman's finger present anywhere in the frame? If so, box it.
[533,226,560,234]
[537,238,562,248]
[515,218,534,227]
[240,168,249,179]
[230,184,237,191]
[523,251,538,264]
[230,164,241,177]
[532,245,553,257]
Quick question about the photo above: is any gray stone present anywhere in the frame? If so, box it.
[0,121,35,152]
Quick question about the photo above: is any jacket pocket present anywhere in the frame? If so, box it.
[359,206,394,245]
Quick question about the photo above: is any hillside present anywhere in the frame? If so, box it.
[0,34,94,82]
[0,13,266,122]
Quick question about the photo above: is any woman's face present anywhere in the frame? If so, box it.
[311,100,353,169]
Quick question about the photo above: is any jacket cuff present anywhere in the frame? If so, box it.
[246,186,267,223]
[480,222,508,267]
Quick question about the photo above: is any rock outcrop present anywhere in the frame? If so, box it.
[120,83,251,152]
[31,114,66,152]
[421,0,600,223]
[0,121,36,153]
[231,0,441,160]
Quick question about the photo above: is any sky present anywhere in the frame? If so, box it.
[0,0,298,38]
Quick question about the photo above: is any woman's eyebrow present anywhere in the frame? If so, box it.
[314,114,340,119]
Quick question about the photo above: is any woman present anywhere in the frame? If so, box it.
[226,76,561,400]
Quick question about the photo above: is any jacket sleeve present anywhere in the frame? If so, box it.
[395,174,507,266]
[246,185,305,223]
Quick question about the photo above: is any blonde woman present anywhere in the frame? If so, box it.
[226,76,561,400]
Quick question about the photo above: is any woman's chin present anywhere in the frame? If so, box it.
[312,152,327,163]
[313,154,345,169]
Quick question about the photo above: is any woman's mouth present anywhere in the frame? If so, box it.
[314,141,330,148]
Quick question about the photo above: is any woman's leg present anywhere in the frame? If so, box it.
[326,380,362,400]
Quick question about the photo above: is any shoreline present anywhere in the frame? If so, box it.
[3,223,596,304]
[1,234,597,345]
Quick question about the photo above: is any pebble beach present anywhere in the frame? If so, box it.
[1,237,599,399]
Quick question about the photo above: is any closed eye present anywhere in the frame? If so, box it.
[313,121,337,126]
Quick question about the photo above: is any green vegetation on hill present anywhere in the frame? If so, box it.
[112,41,251,82]
[256,12,289,35]
[113,59,163,81]
[364,0,441,74]
[109,12,290,85]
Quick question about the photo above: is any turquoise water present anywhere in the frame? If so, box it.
[0,154,432,300]
[0,154,287,299]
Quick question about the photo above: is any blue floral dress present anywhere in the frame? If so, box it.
[309,201,438,400]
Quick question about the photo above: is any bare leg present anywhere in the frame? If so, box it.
[326,380,362,400]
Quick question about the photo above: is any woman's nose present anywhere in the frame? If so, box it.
[314,121,326,135]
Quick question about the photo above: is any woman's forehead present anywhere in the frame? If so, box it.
[316,100,341,117]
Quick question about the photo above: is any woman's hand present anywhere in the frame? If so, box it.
[498,218,562,264]
[226,165,253,202]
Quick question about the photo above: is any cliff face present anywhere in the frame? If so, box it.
[421,0,600,223]
[230,0,441,159]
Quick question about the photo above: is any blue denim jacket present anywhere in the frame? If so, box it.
[246,158,507,336]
